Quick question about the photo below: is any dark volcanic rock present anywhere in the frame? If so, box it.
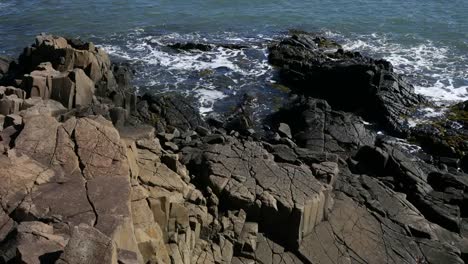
[269,96,376,157]
[269,32,427,137]
[352,141,468,237]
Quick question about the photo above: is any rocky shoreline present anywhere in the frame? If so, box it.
[1,33,468,264]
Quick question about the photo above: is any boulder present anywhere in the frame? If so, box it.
[22,63,94,109]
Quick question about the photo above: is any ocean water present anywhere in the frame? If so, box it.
[0,0,467,115]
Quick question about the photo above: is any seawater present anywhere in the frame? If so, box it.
[0,0,466,114]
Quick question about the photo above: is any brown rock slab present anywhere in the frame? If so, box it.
[57,224,117,264]
[16,221,66,264]
[71,68,95,107]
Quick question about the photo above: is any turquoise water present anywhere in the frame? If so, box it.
[0,0,467,113]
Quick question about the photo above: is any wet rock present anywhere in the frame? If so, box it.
[269,32,426,136]
[168,43,215,52]
[460,154,468,173]
[352,143,468,236]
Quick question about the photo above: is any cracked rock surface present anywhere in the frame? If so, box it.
[1,33,468,264]
[190,137,333,247]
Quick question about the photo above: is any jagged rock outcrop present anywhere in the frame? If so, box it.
[184,136,334,248]
[3,34,136,124]
[269,33,427,137]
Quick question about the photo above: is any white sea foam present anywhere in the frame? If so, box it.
[324,31,468,103]
[100,32,274,115]
[0,2,12,8]
[414,80,468,101]
[194,88,228,114]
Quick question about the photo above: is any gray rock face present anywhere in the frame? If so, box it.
[352,142,468,237]
[195,137,333,247]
